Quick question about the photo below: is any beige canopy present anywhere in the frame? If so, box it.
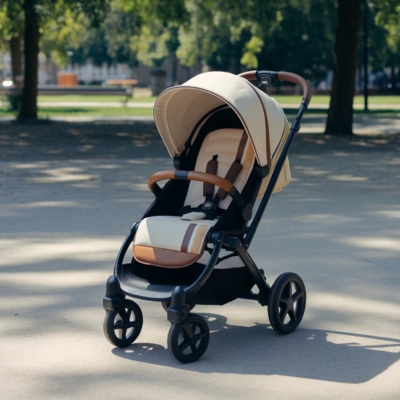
[153,71,288,168]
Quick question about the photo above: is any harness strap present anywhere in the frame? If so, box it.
[215,131,248,200]
[180,130,249,221]
[203,155,218,197]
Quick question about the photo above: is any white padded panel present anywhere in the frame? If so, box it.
[134,216,216,255]
[184,128,255,209]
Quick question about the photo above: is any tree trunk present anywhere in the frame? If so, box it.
[325,0,362,136]
[9,31,23,85]
[18,0,39,120]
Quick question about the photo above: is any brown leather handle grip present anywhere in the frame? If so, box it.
[238,70,312,105]
[148,170,234,193]
[277,71,312,104]
[238,70,257,80]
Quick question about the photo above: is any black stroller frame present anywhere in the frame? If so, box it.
[103,70,312,363]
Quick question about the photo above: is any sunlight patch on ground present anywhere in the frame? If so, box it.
[329,174,368,182]
[132,183,150,191]
[31,167,98,183]
[373,210,400,219]
[0,237,122,267]
[0,270,107,288]
[14,201,80,208]
[339,237,400,252]
[310,291,400,335]
[325,331,400,354]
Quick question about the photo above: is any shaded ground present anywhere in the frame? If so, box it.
[1,121,400,399]
[1,120,400,161]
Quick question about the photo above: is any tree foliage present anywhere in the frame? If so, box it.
[1,0,400,123]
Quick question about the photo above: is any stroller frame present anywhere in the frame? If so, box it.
[103,70,312,363]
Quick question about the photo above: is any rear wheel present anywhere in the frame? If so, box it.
[268,272,306,334]
[168,313,209,363]
[103,299,143,347]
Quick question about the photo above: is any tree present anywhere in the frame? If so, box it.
[18,0,40,119]
[375,0,400,89]
[257,0,337,82]
[0,0,111,120]
[65,1,140,68]
[122,0,187,72]
[0,3,24,83]
[175,0,277,73]
[325,0,363,136]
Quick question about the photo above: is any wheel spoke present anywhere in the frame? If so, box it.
[113,319,124,330]
[126,320,140,329]
[288,281,293,298]
[279,305,288,322]
[178,337,191,352]
[191,332,206,344]
[282,281,292,300]
[292,289,304,303]
[183,323,195,339]
[118,308,128,321]
[288,309,298,323]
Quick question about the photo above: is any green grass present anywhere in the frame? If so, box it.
[1,94,399,119]
[38,107,154,117]
[37,95,157,103]
[283,108,400,117]
[0,106,154,118]
[34,94,400,105]
[1,106,398,119]
[272,95,400,104]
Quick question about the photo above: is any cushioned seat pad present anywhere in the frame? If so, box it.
[133,216,217,268]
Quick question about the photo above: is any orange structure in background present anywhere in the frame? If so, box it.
[58,73,78,86]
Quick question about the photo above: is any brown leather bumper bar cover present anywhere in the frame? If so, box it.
[239,70,312,105]
[148,170,234,193]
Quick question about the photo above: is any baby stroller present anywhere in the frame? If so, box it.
[103,70,312,363]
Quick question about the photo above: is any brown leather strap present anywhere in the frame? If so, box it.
[203,155,218,196]
[215,162,243,200]
[215,131,248,199]
[181,223,196,252]
[235,131,248,161]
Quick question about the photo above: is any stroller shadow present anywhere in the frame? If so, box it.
[112,313,400,383]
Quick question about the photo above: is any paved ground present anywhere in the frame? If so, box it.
[1,119,399,399]
[2,114,400,136]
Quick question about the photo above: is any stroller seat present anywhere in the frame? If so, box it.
[133,216,217,268]
[133,127,256,268]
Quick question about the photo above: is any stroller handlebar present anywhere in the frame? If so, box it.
[239,70,312,106]
[148,170,234,194]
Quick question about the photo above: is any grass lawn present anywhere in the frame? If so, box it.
[32,94,400,105]
[0,106,154,118]
[272,95,400,104]
[36,95,157,103]
[1,94,399,119]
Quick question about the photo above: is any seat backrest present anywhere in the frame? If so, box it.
[184,128,255,210]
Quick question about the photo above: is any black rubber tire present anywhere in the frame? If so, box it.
[268,272,306,334]
[103,299,143,347]
[168,313,209,363]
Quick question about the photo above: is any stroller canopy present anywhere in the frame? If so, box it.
[153,71,287,168]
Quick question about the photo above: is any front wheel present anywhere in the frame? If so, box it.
[168,313,209,363]
[268,272,306,334]
[103,299,143,347]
